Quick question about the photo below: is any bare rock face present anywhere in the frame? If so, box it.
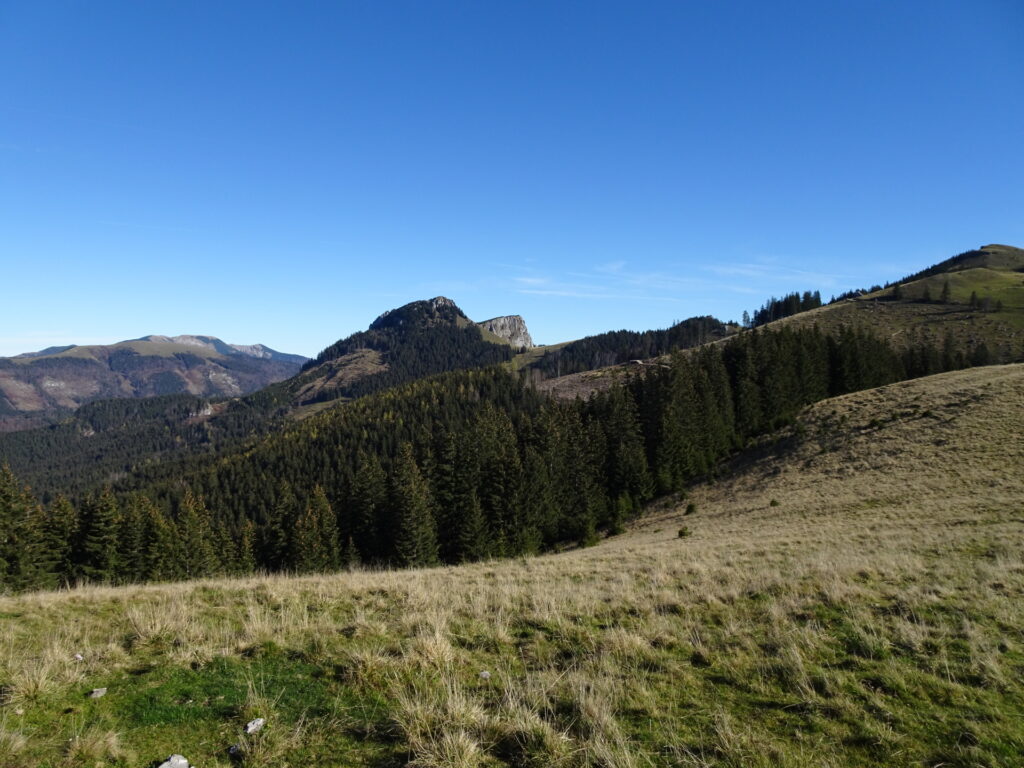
[477,315,534,349]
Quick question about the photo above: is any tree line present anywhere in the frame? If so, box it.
[529,316,729,378]
[0,323,989,592]
[745,291,822,328]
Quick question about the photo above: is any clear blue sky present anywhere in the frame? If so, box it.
[2,1,1021,357]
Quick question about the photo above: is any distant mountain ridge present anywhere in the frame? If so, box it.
[0,335,307,432]
[134,335,307,365]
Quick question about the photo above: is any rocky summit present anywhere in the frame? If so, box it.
[476,315,534,349]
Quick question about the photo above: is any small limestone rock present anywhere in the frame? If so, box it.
[72,653,84,662]
[479,670,491,680]
[158,755,190,768]
[245,717,266,734]
[88,688,106,698]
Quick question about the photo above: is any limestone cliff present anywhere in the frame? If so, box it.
[476,315,534,349]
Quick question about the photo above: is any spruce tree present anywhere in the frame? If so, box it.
[260,482,296,571]
[77,488,122,583]
[42,494,79,587]
[0,464,46,591]
[177,491,218,579]
[117,494,149,583]
[390,443,439,567]
[237,520,257,574]
[349,453,387,564]
[143,501,183,582]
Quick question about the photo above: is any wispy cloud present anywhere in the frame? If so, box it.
[517,288,681,302]
[703,261,848,288]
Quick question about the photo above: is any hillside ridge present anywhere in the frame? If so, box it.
[0,335,307,431]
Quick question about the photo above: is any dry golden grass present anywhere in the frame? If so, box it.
[0,365,1022,766]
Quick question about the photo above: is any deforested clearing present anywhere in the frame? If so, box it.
[1,365,1021,767]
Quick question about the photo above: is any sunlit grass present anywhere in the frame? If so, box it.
[0,365,1021,766]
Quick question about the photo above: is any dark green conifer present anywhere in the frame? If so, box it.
[391,443,439,567]
[349,454,387,563]
[77,488,122,583]
[42,494,78,587]
[177,490,218,579]
[0,464,46,591]
[237,520,257,574]
[143,501,183,582]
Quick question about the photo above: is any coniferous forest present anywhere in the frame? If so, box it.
[0,323,986,591]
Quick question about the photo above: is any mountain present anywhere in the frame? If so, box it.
[133,335,307,365]
[288,297,520,407]
[0,335,307,432]
[1,244,1019,500]
[0,297,530,497]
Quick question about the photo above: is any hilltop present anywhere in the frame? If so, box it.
[0,365,1019,766]
[0,336,306,432]
[537,243,1024,400]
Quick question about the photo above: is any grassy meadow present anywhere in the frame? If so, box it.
[1,365,1022,767]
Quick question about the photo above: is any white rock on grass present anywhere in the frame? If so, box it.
[158,756,190,768]
[88,688,106,698]
[479,670,491,680]
[245,717,266,734]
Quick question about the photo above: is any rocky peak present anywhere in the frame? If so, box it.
[477,315,534,349]
[369,296,468,331]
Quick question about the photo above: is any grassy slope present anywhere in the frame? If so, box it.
[539,245,1024,400]
[776,243,1024,350]
[1,365,1022,767]
[9,341,232,365]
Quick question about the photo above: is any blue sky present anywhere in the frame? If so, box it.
[1,1,1021,357]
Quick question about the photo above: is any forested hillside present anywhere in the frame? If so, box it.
[526,315,730,378]
[0,322,989,592]
[0,297,516,498]
[0,335,305,432]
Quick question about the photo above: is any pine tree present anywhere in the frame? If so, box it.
[0,464,46,591]
[940,278,951,304]
[77,488,122,583]
[260,482,296,571]
[237,520,257,574]
[390,443,439,567]
[177,490,218,579]
[313,486,341,571]
[142,501,183,582]
[41,494,78,587]
[292,486,340,573]
[291,498,323,574]
[117,494,149,583]
[349,454,387,564]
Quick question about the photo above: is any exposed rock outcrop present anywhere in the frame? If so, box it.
[477,315,534,349]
